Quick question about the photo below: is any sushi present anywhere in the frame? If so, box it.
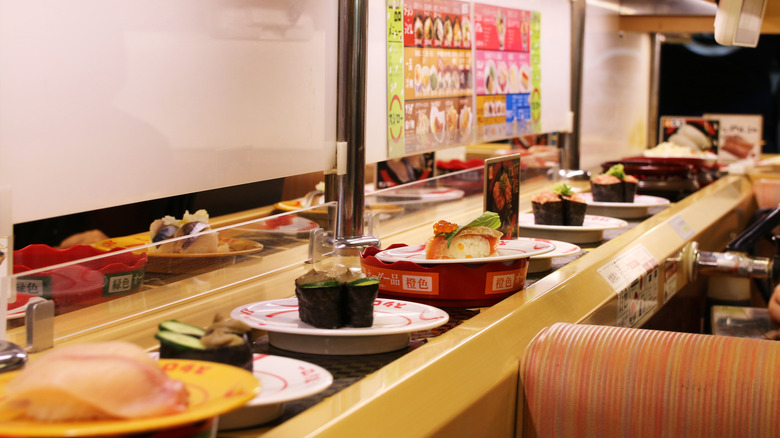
[149,209,223,254]
[4,341,189,421]
[532,183,587,226]
[531,191,564,225]
[340,273,380,328]
[295,270,345,329]
[294,269,380,329]
[156,315,254,371]
[425,212,503,260]
[591,164,638,203]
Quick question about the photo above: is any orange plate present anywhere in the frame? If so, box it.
[0,359,259,437]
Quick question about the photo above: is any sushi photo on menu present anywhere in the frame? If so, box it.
[484,154,520,238]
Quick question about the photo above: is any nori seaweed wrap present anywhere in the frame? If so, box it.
[295,270,344,329]
[562,194,587,226]
[343,277,380,327]
[531,191,564,225]
[591,164,637,203]
[294,269,381,329]
[623,175,638,203]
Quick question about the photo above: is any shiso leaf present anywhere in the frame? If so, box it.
[604,164,627,179]
[552,183,574,197]
[437,211,501,248]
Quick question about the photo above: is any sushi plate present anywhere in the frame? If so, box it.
[0,359,259,437]
[93,235,264,274]
[374,238,555,265]
[232,298,449,355]
[219,354,333,430]
[232,215,320,237]
[7,293,47,320]
[148,353,333,430]
[516,213,628,244]
[527,239,582,273]
[580,193,670,219]
[372,187,465,205]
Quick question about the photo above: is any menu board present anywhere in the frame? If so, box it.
[387,1,540,158]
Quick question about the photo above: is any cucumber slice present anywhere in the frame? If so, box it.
[299,280,341,288]
[348,277,380,287]
[158,320,207,337]
[156,331,207,350]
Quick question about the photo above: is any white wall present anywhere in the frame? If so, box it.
[1,0,573,224]
[579,0,651,172]
[0,0,338,224]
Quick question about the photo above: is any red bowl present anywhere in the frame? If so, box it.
[13,244,147,314]
[360,244,530,307]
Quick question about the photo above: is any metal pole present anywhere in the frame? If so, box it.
[333,0,379,251]
[647,33,663,149]
[566,0,586,171]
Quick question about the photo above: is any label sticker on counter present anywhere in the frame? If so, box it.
[663,255,679,303]
[669,214,695,241]
[598,244,659,328]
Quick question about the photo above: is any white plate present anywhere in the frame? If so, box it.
[231,298,449,355]
[7,294,46,320]
[581,193,670,219]
[517,213,628,244]
[581,193,669,208]
[148,352,332,430]
[373,188,465,205]
[235,216,320,236]
[374,238,555,265]
[219,354,333,430]
[527,238,582,273]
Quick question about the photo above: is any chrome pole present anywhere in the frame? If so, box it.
[332,0,379,251]
[565,0,586,171]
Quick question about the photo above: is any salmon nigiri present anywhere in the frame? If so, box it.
[425,212,503,259]
[4,341,188,421]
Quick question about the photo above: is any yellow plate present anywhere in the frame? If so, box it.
[0,359,260,437]
[92,235,264,274]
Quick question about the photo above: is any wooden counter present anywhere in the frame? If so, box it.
[5,175,757,437]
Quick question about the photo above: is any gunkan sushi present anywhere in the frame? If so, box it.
[156,315,254,371]
[532,183,586,226]
[591,164,638,203]
[295,269,381,329]
[339,271,380,327]
[295,270,345,329]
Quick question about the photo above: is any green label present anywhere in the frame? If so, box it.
[103,268,145,297]
[16,276,52,299]
[530,11,541,130]
[387,1,405,158]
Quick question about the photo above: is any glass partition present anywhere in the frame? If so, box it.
[4,153,563,340]
[5,204,336,335]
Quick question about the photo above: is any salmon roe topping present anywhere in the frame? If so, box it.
[433,220,458,234]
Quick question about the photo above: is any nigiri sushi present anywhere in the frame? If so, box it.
[425,212,503,259]
[4,341,188,421]
[149,209,221,254]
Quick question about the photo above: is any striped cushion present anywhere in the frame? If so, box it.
[520,323,780,437]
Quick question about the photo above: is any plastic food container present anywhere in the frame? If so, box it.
[360,244,530,307]
[13,244,147,314]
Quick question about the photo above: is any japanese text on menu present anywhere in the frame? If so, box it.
[387,1,540,158]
